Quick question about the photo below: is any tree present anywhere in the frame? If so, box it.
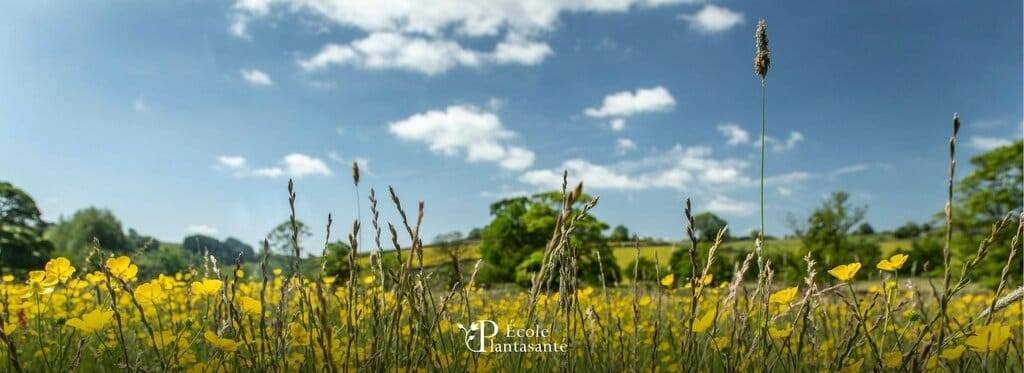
[608,225,631,242]
[126,228,160,252]
[951,140,1023,284]
[135,244,195,278]
[893,222,922,239]
[856,223,875,235]
[693,213,730,243]
[322,241,355,278]
[466,228,483,240]
[181,235,255,263]
[478,192,619,286]
[434,231,466,287]
[47,207,128,264]
[0,181,53,270]
[789,192,880,267]
[266,220,312,255]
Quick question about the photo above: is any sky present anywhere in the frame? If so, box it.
[1,0,1021,252]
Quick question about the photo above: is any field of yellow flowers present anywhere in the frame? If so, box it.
[0,224,1020,373]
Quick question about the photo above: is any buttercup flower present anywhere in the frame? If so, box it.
[876,254,908,272]
[828,263,861,282]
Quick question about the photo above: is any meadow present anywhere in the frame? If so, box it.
[0,16,1019,373]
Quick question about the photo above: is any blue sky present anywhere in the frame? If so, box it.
[1,1,1021,251]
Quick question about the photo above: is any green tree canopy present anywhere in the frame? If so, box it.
[266,220,312,255]
[478,192,619,286]
[46,207,128,264]
[693,212,730,243]
[181,235,255,263]
[789,192,880,267]
[608,225,631,242]
[322,240,355,278]
[0,181,53,270]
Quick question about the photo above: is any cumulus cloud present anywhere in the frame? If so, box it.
[610,118,626,131]
[968,136,1013,151]
[240,69,273,86]
[754,131,804,152]
[215,153,332,179]
[706,195,755,216]
[679,4,744,34]
[186,224,219,236]
[216,155,247,169]
[296,32,553,75]
[239,0,699,74]
[519,144,811,194]
[584,86,676,119]
[616,138,637,154]
[234,0,697,39]
[388,104,534,170]
[716,123,749,145]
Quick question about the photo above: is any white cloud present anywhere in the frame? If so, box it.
[610,118,626,131]
[679,4,744,34]
[186,224,219,236]
[216,155,247,169]
[829,163,869,178]
[776,186,792,196]
[706,195,755,216]
[754,131,804,152]
[584,86,676,119]
[217,153,332,179]
[234,0,697,39]
[242,0,696,74]
[616,138,636,154]
[240,69,273,86]
[297,32,551,75]
[519,144,811,194]
[968,136,1013,151]
[716,123,749,145]
[388,104,534,170]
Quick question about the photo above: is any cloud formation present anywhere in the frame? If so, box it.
[240,69,273,86]
[388,105,535,170]
[214,154,332,179]
[679,4,744,34]
[968,136,1013,151]
[716,123,749,145]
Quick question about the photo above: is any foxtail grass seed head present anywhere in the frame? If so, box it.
[351,161,360,186]
[754,18,771,81]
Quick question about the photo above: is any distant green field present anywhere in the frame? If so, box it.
[353,236,912,272]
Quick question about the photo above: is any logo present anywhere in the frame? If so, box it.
[455,320,568,353]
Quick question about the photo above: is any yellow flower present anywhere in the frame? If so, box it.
[134,281,167,305]
[1,275,13,283]
[828,262,861,282]
[190,279,223,297]
[234,269,245,279]
[151,330,180,349]
[692,309,715,333]
[289,323,310,346]
[660,274,674,287]
[24,270,58,298]
[839,358,863,373]
[105,256,138,282]
[711,336,730,350]
[44,257,75,283]
[237,296,261,316]
[882,351,902,369]
[876,254,908,272]
[322,276,336,285]
[361,275,376,285]
[637,295,652,307]
[272,268,282,276]
[204,331,241,352]
[768,325,792,339]
[769,287,798,304]
[965,322,1012,352]
[939,345,965,360]
[66,309,114,334]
